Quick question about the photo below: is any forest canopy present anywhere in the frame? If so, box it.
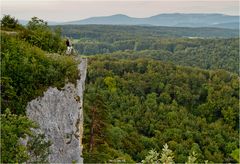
[83,55,239,163]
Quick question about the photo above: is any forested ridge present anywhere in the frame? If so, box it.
[58,25,239,74]
[58,25,238,39]
[83,55,239,163]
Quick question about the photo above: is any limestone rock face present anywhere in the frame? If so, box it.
[26,58,87,163]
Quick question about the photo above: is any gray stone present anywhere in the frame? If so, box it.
[26,58,87,163]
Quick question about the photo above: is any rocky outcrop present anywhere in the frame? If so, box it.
[26,58,87,163]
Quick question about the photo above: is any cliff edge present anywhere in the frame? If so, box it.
[26,58,87,163]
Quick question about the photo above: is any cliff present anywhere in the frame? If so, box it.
[26,58,87,163]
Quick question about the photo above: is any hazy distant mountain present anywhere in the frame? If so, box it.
[64,13,239,29]
[68,14,137,25]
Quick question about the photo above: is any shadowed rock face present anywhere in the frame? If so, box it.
[26,58,87,163]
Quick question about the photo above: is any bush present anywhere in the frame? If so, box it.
[1,33,79,114]
[1,109,36,163]
[1,14,19,29]
[1,109,51,163]
[18,17,65,53]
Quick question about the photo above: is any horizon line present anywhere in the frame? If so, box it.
[4,12,239,23]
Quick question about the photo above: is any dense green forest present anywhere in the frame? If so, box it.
[1,15,79,162]
[58,25,238,40]
[73,25,238,163]
[83,55,239,163]
[56,25,239,74]
[1,15,239,163]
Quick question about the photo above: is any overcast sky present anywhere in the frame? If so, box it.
[1,0,239,22]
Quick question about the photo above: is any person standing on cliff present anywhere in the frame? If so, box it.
[66,39,71,55]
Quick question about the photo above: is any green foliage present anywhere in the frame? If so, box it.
[142,145,198,164]
[160,144,175,164]
[83,55,239,163]
[1,14,20,29]
[27,17,48,30]
[1,33,78,114]
[231,149,240,162]
[1,109,51,163]
[104,76,117,92]
[186,151,198,164]
[1,15,65,53]
[27,132,51,163]
[142,149,159,164]
[1,109,36,163]
[83,86,110,161]
[18,17,65,53]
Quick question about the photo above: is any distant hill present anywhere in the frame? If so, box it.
[64,13,239,29]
